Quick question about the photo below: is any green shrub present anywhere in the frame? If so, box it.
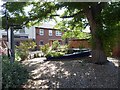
[58,45,69,53]
[52,40,60,50]
[15,50,28,61]
[15,40,36,61]
[40,44,50,55]
[2,56,29,88]
[15,50,21,61]
[59,45,69,54]
[46,51,64,58]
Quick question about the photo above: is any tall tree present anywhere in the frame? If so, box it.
[53,2,109,64]
[51,2,120,64]
[83,3,108,64]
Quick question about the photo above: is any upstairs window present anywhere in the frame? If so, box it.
[49,30,52,36]
[39,29,44,35]
[56,31,62,36]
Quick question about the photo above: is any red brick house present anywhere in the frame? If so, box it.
[35,27,65,49]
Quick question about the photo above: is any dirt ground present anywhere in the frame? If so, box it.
[22,57,120,88]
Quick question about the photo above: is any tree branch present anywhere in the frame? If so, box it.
[50,11,83,19]
[61,11,82,18]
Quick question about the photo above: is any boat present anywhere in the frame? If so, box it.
[46,50,91,61]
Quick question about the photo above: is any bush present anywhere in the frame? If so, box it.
[52,40,60,50]
[2,56,29,88]
[40,44,50,55]
[15,40,36,61]
[15,50,21,61]
[58,45,69,54]
[46,51,65,58]
[15,50,28,61]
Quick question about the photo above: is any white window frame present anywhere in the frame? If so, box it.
[56,31,62,36]
[39,29,44,35]
[49,30,52,36]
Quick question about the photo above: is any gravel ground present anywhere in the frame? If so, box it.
[22,57,120,88]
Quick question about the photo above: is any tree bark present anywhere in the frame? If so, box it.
[84,4,108,64]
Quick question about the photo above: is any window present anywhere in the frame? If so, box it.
[40,41,44,45]
[49,30,52,36]
[39,29,44,35]
[56,31,62,36]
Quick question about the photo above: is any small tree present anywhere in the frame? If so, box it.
[15,40,36,60]
[52,40,60,50]
[40,43,50,55]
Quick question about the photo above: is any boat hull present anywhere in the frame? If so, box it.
[46,51,91,60]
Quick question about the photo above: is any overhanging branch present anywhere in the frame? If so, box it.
[23,10,83,25]
[50,11,83,19]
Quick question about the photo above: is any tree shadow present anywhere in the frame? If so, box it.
[22,57,120,88]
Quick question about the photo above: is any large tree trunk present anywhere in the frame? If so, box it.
[84,4,108,64]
